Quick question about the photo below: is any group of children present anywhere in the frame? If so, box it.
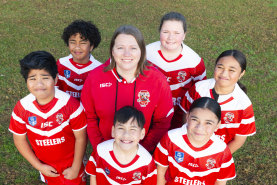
[9,11,255,185]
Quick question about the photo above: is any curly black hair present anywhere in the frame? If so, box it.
[62,20,101,49]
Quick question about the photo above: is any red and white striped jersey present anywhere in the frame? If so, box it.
[147,41,206,107]
[9,88,87,168]
[180,78,256,144]
[56,54,101,99]
[146,41,206,128]
[85,139,157,185]
[154,125,236,185]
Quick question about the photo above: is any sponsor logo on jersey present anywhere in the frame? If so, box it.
[175,151,184,163]
[137,90,150,107]
[100,82,112,88]
[28,116,37,126]
[223,112,234,123]
[74,78,83,82]
[188,163,199,167]
[177,71,186,82]
[206,158,216,169]
[116,176,126,181]
[64,70,71,78]
[132,171,142,181]
[56,113,64,124]
[174,177,206,185]
[104,167,110,175]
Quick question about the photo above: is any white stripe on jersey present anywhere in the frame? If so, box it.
[26,120,69,137]
[154,160,168,167]
[142,169,157,180]
[20,89,70,119]
[95,168,142,185]
[219,123,240,129]
[9,129,26,135]
[166,108,174,118]
[168,156,220,178]
[168,126,227,158]
[221,158,234,168]
[192,71,206,81]
[156,143,169,156]
[217,175,237,181]
[59,54,101,75]
[12,112,25,124]
[170,78,192,91]
[89,156,97,166]
[97,140,153,173]
[58,75,83,90]
[236,132,256,136]
[72,124,87,132]
[241,117,255,124]
[70,103,84,120]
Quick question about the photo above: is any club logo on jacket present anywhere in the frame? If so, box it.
[137,90,150,107]
[177,71,186,82]
[132,171,142,181]
[175,151,184,163]
[206,158,216,169]
[28,116,37,126]
[224,112,234,123]
[64,70,71,78]
[56,113,64,124]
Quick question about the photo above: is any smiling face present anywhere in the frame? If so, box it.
[186,108,220,147]
[112,118,145,153]
[68,33,93,64]
[160,20,186,52]
[27,69,57,105]
[214,56,245,91]
[112,34,141,76]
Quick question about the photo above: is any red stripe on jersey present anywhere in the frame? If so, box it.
[158,50,183,63]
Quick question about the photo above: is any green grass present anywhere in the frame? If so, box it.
[0,0,276,184]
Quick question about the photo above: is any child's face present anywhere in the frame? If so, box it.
[68,33,93,64]
[186,108,220,147]
[112,118,145,153]
[214,56,245,90]
[27,69,57,105]
[160,20,186,52]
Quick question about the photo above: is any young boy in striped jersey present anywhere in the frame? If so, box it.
[85,106,157,185]
[56,20,102,100]
[9,51,87,184]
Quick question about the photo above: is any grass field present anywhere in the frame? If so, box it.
[0,0,276,184]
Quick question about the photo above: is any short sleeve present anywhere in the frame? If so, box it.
[237,105,256,136]
[85,151,97,176]
[9,101,27,135]
[153,133,170,167]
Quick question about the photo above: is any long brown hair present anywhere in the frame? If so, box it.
[104,25,148,76]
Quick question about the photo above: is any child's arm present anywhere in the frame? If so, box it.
[227,135,247,154]
[215,180,227,185]
[90,175,97,185]
[13,134,60,177]
[157,164,168,185]
[63,128,87,180]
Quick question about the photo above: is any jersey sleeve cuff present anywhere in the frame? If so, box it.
[8,129,27,135]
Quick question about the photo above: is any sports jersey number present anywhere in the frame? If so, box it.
[173,97,181,106]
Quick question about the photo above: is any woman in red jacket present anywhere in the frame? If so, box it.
[81,25,174,152]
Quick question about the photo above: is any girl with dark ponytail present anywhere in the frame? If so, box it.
[180,50,256,154]
[154,97,236,185]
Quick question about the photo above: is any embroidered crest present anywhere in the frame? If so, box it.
[177,71,186,82]
[175,151,184,163]
[132,171,142,181]
[137,90,150,107]
[64,70,71,79]
[56,113,64,124]
[206,158,216,169]
[28,116,37,126]
[104,167,110,175]
[224,112,234,123]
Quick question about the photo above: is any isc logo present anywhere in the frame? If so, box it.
[100,82,112,88]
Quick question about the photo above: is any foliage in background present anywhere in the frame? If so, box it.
[0,0,276,184]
